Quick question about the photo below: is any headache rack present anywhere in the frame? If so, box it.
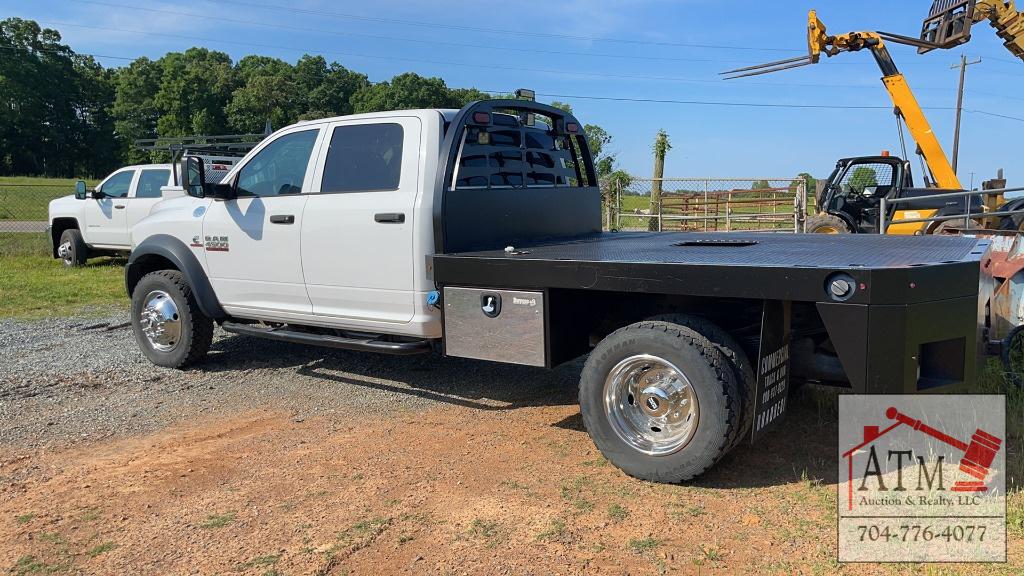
[433,100,601,254]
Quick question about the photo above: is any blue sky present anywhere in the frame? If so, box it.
[6,0,1024,183]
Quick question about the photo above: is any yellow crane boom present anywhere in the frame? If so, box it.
[921,0,1024,61]
[723,10,963,191]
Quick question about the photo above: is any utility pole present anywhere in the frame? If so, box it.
[951,54,982,175]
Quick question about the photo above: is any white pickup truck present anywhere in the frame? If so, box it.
[47,157,239,266]
[124,99,987,483]
[47,164,176,266]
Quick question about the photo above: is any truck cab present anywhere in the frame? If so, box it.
[48,164,179,266]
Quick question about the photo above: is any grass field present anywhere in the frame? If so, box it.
[0,176,99,221]
[0,232,126,319]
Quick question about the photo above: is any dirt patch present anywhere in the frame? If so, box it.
[2,401,1020,575]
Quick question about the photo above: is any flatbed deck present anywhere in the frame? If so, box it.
[431,232,988,306]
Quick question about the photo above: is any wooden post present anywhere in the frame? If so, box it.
[649,130,671,232]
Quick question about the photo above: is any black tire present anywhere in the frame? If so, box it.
[131,270,213,368]
[805,214,851,234]
[579,320,741,483]
[646,314,755,450]
[58,228,88,267]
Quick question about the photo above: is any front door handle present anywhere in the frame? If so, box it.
[374,212,405,223]
[114,204,126,210]
[269,214,295,224]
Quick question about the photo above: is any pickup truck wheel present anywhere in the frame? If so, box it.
[57,228,88,267]
[579,320,740,483]
[131,270,213,368]
[646,314,755,449]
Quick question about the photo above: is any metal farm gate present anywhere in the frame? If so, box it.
[605,177,809,233]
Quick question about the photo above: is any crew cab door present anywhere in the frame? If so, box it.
[301,117,421,323]
[125,167,171,230]
[202,127,323,316]
[84,168,134,246]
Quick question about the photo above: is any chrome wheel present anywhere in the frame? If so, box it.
[58,241,73,265]
[603,354,699,456]
[139,290,181,352]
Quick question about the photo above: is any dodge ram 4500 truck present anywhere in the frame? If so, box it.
[125,100,989,483]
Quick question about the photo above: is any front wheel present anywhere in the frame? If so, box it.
[805,213,851,234]
[579,320,740,483]
[57,228,88,267]
[131,270,213,368]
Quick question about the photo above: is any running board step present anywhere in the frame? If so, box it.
[220,322,432,355]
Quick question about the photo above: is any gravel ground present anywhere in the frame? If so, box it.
[0,312,581,450]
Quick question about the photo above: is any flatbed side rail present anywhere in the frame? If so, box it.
[879,186,1024,233]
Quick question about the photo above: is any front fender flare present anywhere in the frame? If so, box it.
[126,234,226,319]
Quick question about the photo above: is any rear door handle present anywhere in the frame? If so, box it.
[114,204,126,210]
[374,213,405,224]
[269,214,295,224]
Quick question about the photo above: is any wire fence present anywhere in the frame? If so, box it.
[604,177,808,233]
[0,183,74,232]
[1,178,810,235]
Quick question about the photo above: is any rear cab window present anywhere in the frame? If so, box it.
[321,123,404,193]
[135,169,171,199]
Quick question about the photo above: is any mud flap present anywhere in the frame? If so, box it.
[751,300,792,443]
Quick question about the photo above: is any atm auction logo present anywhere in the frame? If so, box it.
[838,395,1006,563]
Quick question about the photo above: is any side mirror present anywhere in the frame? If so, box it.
[210,182,236,201]
[181,155,207,198]
[74,180,87,200]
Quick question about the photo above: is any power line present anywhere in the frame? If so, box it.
[0,44,135,60]
[67,0,791,64]
[184,0,805,53]
[515,91,1024,122]
[34,20,889,88]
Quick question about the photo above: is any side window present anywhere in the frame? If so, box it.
[236,130,319,198]
[321,123,404,193]
[136,169,170,199]
[100,171,134,198]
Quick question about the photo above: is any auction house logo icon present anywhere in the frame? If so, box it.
[838,395,1005,563]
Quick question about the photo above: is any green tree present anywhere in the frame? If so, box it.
[112,57,164,164]
[153,48,236,137]
[351,72,458,113]
[848,167,878,194]
[751,179,772,191]
[0,18,119,177]
[294,55,369,120]
[795,172,817,198]
[226,56,300,133]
